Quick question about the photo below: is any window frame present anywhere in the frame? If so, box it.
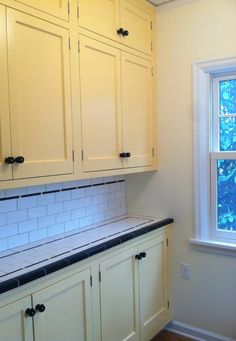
[191,57,236,255]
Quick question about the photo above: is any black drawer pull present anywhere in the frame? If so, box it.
[25,308,36,317]
[35,304,46,313]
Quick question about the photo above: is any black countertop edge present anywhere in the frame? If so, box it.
[0,217,174,294]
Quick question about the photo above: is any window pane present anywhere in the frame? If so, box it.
[220,116,236,151]
[219,79,236,115]
[217,160,236,231]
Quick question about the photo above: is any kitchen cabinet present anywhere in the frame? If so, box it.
[12,0,69,21]
[79,35,154,172]
[99,232,170,341]
[0,269,92,341]
[77,0,153,55]
[1,8,74,180]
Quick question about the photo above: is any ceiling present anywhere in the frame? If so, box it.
[147,0,177,5]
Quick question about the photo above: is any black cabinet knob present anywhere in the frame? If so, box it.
[135,254,142,260]
[126,152,131,158]
[15,156,25,164]
[25,308,36,317]
[140,252,146,258]
[119,152,126,158]
[123,30,129,36]
[117,28,125,36]
[5,157,15,164]
[35,304,46,313]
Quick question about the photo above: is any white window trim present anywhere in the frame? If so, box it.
[191,57,236,256]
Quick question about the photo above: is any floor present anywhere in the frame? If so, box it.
[152,330,194,341]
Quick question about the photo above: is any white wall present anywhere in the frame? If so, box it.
[126,0,236,338]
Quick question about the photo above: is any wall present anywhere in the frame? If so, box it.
[0,176,126,252]
[126,0,236,338]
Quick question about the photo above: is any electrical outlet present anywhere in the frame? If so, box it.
[180,263,192,280]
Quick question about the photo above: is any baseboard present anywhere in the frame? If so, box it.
[165,320,236,341]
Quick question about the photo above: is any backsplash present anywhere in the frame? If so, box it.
[0,176,126,252]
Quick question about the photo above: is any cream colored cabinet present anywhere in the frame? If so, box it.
[77,0,153,55]
[79,35,122,172]
[1,8,74,180]
[0,296,33,341]
[138,234,169,341]
[99,232,170,341]
[79,35,154,172]
[12,0,69,21]
[99,247,139,341]
[0,269,92,341]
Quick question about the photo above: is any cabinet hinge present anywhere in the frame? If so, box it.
[150,21,153,30]
[168,300,170,309]
[67,1,70,14]
[166,238,169,247]
[151,41,153,51]
[90,275,93,287]
[99,271,101,282]
[152,148,155,157]
[81,150,84,161]
[77,6,80,18]
[151,67,154,77]
[68,37,71,50]
[72,150,75,162]
[78,40,80,53]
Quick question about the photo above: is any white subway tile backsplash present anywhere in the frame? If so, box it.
[47,203,63,215]
[0,176,126,250]
[7,210,27,224]
[28,206,46,219]
[17,196,38,210]
[38,215,56,228]
[0,213,6,226]
[0,224,18,238]
[8,233,29,248]
[0,199,17,213]
[19,220,37,233]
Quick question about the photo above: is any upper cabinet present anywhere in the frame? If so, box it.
[79,35,154,172]
[77,0,153,55]
[0,7,74,180]
[12,0,69,21]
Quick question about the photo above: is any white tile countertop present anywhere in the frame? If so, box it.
[0,215,173,293]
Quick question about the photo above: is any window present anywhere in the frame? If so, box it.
[192,57,236,253]
[211,75,236,242]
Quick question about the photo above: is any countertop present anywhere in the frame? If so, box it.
[0,215,173,294]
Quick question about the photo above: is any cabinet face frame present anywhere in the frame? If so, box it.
[0,5,13,180]
[7,9,74,179]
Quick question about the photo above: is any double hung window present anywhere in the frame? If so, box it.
[193,58,236,251]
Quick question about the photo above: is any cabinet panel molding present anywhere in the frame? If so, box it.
[7,9,74,179]
[79,35,123,172]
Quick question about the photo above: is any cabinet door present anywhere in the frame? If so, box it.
[13,0,69,21]
[138,234,169,341]
[100,248,139,341]
[79,36,122,171]
[33,269,93,341]
[78,0,120,42]
[0,296,33,341]
[120,0,152,54]
[7,9,73,179]
[121,53,153,168]
[0,5,12,180]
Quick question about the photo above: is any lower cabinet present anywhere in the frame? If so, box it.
[99,233,170,341]
[0,268,93,341]
[0,228,172,341]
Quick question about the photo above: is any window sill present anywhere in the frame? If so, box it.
[190,238,236,257]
